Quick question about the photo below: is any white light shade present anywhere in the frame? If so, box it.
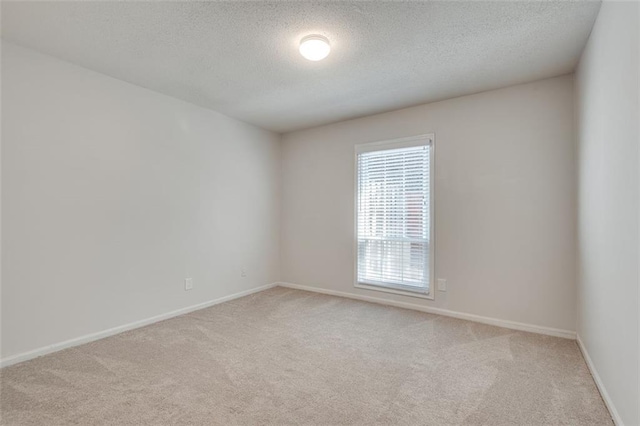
[299,35,331,61]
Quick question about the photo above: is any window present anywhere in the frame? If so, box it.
[355,135,434,298]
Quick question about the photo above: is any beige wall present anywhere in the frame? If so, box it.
[575,1,639,425]
[1,42,281,360]
[281,75,577,333]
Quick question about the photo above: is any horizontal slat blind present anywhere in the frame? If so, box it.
[357,143,431,292]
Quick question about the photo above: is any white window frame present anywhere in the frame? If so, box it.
[354,134,435,300]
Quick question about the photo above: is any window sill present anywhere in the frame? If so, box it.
[355,282,434,300]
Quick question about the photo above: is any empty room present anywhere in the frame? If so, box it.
[1,1,638,425]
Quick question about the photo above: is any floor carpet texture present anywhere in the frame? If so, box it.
[1,287,612,425]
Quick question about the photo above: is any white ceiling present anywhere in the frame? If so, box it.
[2,1,600,133]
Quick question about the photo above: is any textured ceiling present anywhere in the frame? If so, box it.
[2,1,600,133]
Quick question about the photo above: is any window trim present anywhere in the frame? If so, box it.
[353,134,435,300]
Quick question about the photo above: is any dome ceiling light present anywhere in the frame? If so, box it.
[299,35,331,61]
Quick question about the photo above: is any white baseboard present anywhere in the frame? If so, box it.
[576,334,623,426]
[277,282,576,340]
[0,283,277,369]
[0,281,578,369]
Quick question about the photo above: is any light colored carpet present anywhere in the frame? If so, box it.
[1,287,612,425]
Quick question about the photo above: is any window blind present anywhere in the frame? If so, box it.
[356,142,431,293]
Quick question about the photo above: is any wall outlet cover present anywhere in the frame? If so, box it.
[437,279,447,292]
[185,278,193,291]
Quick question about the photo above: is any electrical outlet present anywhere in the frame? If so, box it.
[185,278,193,291]
[240,266,247,278]
[437,279,447,292]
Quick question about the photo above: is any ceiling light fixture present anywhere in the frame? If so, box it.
[299,35,331,61]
